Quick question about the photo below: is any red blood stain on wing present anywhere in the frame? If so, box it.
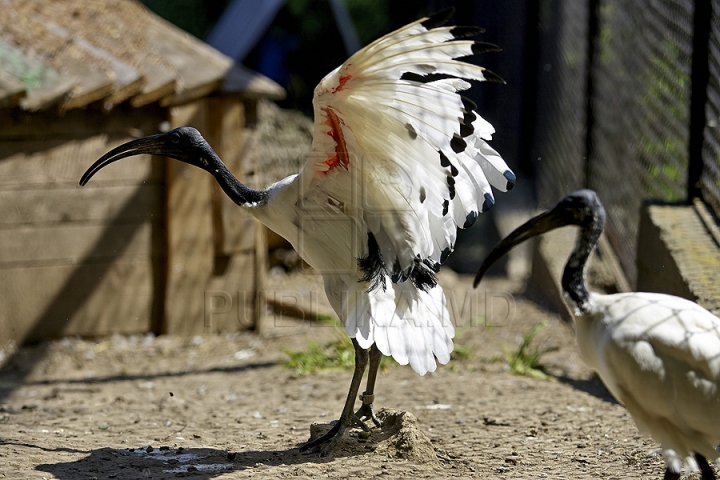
[332,73,353,94]
[322,106,349,172]
[332,65,353,94]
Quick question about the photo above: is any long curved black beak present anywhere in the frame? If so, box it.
[473,208,572,288]
[79,132,187,186]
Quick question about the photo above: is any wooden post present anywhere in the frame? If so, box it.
[164,96,265,334]
[164,100,215,335]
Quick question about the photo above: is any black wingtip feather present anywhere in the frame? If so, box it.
[400,72,430,83]
[464,211,478,229]
[460,122,474,137]
[450,135,467,153]
[461,96,477,112]
[504,170,517,191]
[471,42,502,54]
[409,257,439,292]
[483,69,506,84]
[440,247,452,263]
[482,193,495,212]
[439,151,450,167]
[450,26,485,38]
[421,7,455,29]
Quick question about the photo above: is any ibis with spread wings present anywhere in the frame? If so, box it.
[80,9,515,455]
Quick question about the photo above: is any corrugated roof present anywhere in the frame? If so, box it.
[0,0,285,112]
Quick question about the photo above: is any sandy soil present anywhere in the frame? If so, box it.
[0,273,698,479]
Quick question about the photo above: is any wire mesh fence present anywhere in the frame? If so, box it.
[534,0,701,286]
[532,0,590,207]
[589,0,693,283]
[703,1,720,214]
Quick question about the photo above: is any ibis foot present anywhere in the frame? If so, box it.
[355,392,382,428]
[299,338,373,457]
[298,421,342,456]
[299,414,372,456]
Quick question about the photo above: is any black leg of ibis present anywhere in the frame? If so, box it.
[299,338,369,456]
[696,454,716,480]
[355,344,383,427]
[663,467,681,480]
[663,468,680,480]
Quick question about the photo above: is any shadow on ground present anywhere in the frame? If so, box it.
[33,444,322,479]
[24,409,435,478]
[556,374,619,405]
[0,340,276,390]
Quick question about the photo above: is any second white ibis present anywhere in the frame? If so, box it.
[474,189,720,480]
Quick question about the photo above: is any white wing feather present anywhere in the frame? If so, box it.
[292,11,515,374]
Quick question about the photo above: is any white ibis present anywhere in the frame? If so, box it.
[474,190,720,480]
[80,9,515,455]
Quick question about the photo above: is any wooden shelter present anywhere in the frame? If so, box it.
[0,0,285,343]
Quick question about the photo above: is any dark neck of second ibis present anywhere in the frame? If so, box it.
[561,212,605,315]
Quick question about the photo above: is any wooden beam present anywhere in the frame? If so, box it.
[222,64,286,101]
[0,137,159,187]
[0,103,164,140]
[130,64,177,108]
[0,259,154,343]
[0,38,75,111]
[0,70,26,108]
[148,15,233,107]
[0,223,153,266]
[0,184,159,226]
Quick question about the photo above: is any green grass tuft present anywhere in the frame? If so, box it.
[283,333,396,376]
[283,322,476,376]
[449,327,474,362]
[283,334,355,375]
[503,322,558,381]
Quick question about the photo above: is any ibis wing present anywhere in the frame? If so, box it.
[594,293,720,459]
[299,12,515,282]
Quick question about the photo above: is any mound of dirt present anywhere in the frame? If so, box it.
[308,408,438,463]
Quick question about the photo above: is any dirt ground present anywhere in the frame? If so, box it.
[0,272,695,479]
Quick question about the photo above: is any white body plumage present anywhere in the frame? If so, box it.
[577,292,720,475]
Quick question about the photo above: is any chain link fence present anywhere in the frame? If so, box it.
[532,0,590,207]
[533,0,705,286]
[703,0,720,214]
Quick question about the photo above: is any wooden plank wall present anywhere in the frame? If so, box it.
[164,96,260,335]
[0,98,262,342]
[0,105,165,343]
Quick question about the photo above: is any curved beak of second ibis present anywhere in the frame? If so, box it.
[472,208,570,288]
[79,133,182,186]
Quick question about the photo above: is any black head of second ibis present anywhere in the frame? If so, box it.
[474,189,607,313]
